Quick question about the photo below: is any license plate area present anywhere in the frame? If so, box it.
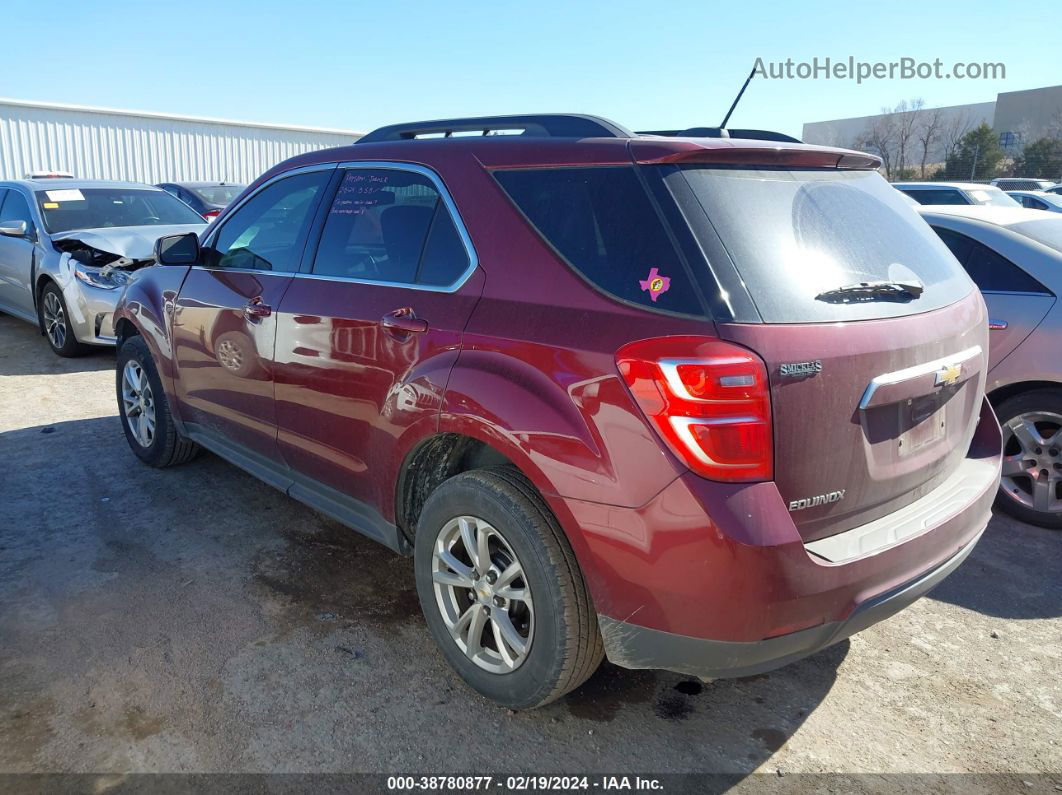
[898,394,945,457]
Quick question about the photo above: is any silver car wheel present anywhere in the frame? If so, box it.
[42,292,67,349]
[121,360,157,448]
[217,338,242,372]
[432,515,534,674]
[1000,411,1062,515]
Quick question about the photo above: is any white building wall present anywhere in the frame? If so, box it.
[0,98,362,183]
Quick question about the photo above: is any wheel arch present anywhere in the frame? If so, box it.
[33,273,58,333]
[395,431,526,548]
[988,380,1062,408]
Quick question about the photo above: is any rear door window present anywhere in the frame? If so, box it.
[311,168,470,287]
[672,167,974,323]
[933,227,1051,294]
[493,167,704,316]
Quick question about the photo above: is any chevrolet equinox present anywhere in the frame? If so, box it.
[113,114,1002,708]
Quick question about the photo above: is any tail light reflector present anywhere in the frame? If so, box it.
[616,336,773,482]
[203,209,221,221]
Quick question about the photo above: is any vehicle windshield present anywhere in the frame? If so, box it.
[34,187,206,233]
[189,185,244,206]
[967,187,1020,207]
[1010,216,1062,253]
[675,167,974,323]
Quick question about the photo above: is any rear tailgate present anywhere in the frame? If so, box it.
[658,160,989,541]
[719,291,988,540]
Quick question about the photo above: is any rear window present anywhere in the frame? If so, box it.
[189,185,245,206]
[674,167,974,323]
[493,167,705,316]
[901,188,968,205]
[966,187,1020,207]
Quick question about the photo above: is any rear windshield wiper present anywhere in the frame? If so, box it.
[814,280,924,303]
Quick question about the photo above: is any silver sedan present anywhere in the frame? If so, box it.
[920,205,1062,528]
[0,178,205,356]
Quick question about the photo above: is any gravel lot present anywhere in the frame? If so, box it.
[0,312,1059,788]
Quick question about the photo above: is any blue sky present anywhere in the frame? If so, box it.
[4,0,1059,137]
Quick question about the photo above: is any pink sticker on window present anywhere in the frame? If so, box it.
[639,267,671,302]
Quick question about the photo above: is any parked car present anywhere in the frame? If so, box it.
[156,181,246,221]
[113,114,1001,709]
[919,205,1062,528]
[0,178,206,356]
[1006,190,1062,213]
[991,178,1056,192]
[1046,184,1062,196]
[894,181,1020,207]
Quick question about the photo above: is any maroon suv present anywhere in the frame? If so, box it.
[114,114,1002,709]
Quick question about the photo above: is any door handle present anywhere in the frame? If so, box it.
[381,307,428,334]
[988,319,1008,330]
[243,298,272,320]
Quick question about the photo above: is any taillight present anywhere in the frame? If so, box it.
[203,210,221,221]
[616,336,773,482]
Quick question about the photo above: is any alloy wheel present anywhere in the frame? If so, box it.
[1000,411,1062,515]
[431,515,534,674]
[121,360,157,448]
[42,292,67,349]
[217,338,243,372]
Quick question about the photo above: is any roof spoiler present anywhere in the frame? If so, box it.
[358,114,634,143]
[637,127,802,143]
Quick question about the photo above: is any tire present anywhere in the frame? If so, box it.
[39,282,88,357]
[414,467,604,709]
[116,335,200,468]
[995,388,1062,529]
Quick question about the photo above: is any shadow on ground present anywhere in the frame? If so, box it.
[0,314,114,377]
[1,415,846,775]
[927,513,1061,619]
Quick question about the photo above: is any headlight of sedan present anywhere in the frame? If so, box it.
[74,264,131,290]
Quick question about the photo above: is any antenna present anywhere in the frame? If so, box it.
[720,66,757,129]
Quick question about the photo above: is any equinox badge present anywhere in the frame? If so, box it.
[789,490,846,511]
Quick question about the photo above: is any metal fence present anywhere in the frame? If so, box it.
[0,98,362,183]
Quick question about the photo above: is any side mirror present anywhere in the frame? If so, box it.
[154,232,200,265]
[0,220,28,238]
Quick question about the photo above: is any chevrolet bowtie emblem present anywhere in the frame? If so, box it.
[935,363,963,387]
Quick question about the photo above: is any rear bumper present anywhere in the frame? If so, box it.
[549,397,1001,675]
[597,526,982,679]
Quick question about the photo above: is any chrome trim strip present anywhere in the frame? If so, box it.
[199,160,478,294]
[658,357,750,402]
[858,345,982,411]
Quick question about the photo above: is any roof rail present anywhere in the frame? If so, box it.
[637,127,802,144]
[358,114,633,143]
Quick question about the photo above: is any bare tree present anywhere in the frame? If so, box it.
[894,98,924,178]
[915,106,944,178]
[857,111,898,180]
[938,110,973,168]
[1046,108,1062,141]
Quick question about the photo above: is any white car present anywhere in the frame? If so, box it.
[894,182,1020,207]
[0,178,207,356]
[1007,190,1062,213]
[991,178,1056,192]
